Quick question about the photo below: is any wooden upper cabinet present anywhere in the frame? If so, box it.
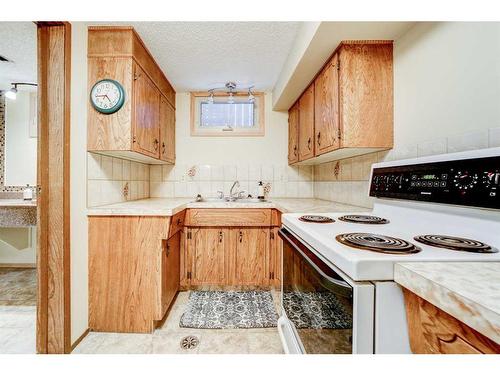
[288,41,393,165]
[133,63,160,158]
[314,53,340,156]
[232,228,269,286]
[188,228,228,286]
[87,26,176,164]
[298,84,315,161]
[288,103,299,164]
[159,96,176,163]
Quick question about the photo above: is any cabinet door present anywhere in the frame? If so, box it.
[288,103,299,164]
[159,232,180,319]
[232,228,269,286]
[314,53,340,155]
[188,228,228,286]
[269,227,282,287]
[298,84,315,161]
[133,63,160,158]
[159,95,175,163]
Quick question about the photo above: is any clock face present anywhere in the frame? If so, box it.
[90,79,125,114]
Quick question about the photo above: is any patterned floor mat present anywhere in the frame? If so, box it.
[282,291,352,329]
[180,291,278,329]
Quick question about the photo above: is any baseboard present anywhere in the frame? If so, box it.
[0,263,36,269]
[71,328,90,352]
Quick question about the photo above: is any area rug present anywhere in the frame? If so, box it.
[282,291,352,329]
[179,291,278,329]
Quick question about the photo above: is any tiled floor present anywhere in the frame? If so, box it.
[0,268,37,306]
[0,268,37,354]
[74,291,284,354]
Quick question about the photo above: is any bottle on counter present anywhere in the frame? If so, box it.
[257,181,265,200]
[23,184,33,201]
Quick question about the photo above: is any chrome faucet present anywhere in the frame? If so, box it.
[229,181,240,200]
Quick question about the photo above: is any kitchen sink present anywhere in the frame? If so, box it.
[192,196,269,203]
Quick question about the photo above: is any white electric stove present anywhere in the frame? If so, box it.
[278,147,500,354]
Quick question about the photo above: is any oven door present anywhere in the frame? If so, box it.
[279,227,374,354]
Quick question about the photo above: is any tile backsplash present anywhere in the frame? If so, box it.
[150,164,314,199]
[86,126,500,208]
[314,126,500,209]
[87,152,150,207]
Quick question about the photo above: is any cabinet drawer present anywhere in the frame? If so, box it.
[185,209,272,227]
[168,210,186,238]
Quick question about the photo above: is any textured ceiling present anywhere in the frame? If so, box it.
[0,22,37,91]
[90,22,301,92]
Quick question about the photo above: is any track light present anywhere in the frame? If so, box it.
[5,84,18,100]
[248,87,255,103]
[3,82,37,100]
[207,90,214,104]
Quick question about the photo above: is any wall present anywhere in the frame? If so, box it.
[4,91,37,186]
[87,153,150,207]
[70,22,89,344]
[314,22,500,208]
[150,92,314,199]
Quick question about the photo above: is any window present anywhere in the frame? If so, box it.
[191,92,265,136]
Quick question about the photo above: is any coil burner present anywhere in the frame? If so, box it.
[336,233,421,254]
[338,215,389,224]
[414,235,498,253]
[298,215,335,224]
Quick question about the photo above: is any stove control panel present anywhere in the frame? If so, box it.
[370,156,500,209]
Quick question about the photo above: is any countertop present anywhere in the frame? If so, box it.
[0,199,37,207]
[87,198,366,216]
[394,262,500,344]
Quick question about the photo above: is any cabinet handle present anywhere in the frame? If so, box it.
[162,142,166,154]
[307,137,311,150]
[239,231,243,243]
[293,145,297,156]
[317,132,321,146]
[166,243,170,257]
[154,139,159,150]
[177,218,182,226]
[219,231,223,243]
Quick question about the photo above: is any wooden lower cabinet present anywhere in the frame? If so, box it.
[188,228,229,286]
[183,226,276,288]
[89,215,179,333]
[232,228,269,286]
[403,289,500,354]
[159,232,180,320]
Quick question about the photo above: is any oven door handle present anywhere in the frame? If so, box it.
[279,228,352,291]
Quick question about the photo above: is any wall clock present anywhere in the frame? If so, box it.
[90,79,125,114]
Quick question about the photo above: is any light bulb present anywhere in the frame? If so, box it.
[5,87,17,100]
[248,92,255,103]
[207,93,214,104]
[228,92,234,104]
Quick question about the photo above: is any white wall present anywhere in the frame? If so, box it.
[150,92,315,199]
[392,22,500,156]
[176,92,288,165]
[0,228,36,264]
[4,90,37,186]
[70,22,88,344]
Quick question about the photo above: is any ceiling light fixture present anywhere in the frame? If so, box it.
[3,82,37,100]
[206,82,256,104]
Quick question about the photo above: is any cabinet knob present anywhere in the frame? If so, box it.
[293,145,297,156]
[154,139,159,150]
[317,132,321,146]
[307,137,311,150]
[162,142,166,154]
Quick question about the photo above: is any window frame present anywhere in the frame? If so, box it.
[190,91,265,137]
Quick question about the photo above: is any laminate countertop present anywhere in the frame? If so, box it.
[87,198,366,216]
[395,262,500,344]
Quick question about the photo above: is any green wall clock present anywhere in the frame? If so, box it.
[90,79,125,114]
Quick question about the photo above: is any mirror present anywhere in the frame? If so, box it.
[3,89,37,186]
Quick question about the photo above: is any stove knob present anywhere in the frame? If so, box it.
[453,171,479,190]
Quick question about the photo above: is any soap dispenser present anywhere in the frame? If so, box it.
[257,181,265,200]
[23,184,33,201]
